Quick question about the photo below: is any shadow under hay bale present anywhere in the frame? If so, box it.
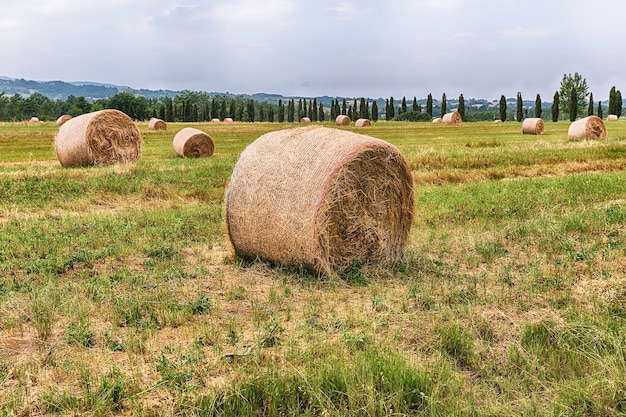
[568,116,606,140]
[335,115,351,126]
[173,127,214,158]
[55,109,142,167]
[148,117,167,131]
[225,125,414,275]
[56,115,72,126]
[521,118,544,135]
[442,111,462,126]
[355,118,371,127]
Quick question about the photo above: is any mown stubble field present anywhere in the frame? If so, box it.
[1,119,626,416]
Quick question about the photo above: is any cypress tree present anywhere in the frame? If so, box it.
[516,92,523,122]
[458,94,465,121]
[588,93,594,116]
[401,97,407,114]
[342,98,347,115]
[551,91,559,122]
[360,98,367,119]
[268,105,274,122]
[412,97,418,112]
[287,99,294,122]
[499,95,507,122]
[597,102,603,119]
[609,86,616,115]
[318,102,324,122]
[569,87,577,122]
[278,99,284,122]
[534,94,542,118]
[426,93,433,116]
[441,93,447,116]
[372,101,378,122]
[389,97,395,120]
[616,89,623,117]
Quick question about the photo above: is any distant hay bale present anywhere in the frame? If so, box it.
[56,115,72,126]
[335,115,351,126]
[148,117,167,131]
[568,116,607,140]
[55,109,142,167]
[607,114,619,121]
[173,127,214,158]
[225,125,414,275]
[442,111,462,126]
[355,118,372,127]
[432,118,442,123]
[300,117,311,123]
[211,118,221,123]
[494,119,502,123]
[521,118,544,135]
[29,117,40,124]
[224,118,234,123]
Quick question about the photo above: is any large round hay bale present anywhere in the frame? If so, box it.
[210,118,221,124]
[335,115,351,126]
[568,116,607,140]
[224,117,234,123]
[55,109,142,167]
[56,114,72,126]
[172,127,214,158]
[225,125,414,275]
[148,117,167,131]
[355,118,372,127]
[300,117,311,123]
[442,111,462,126]
[607,114,619,121]
[521,118,544,135]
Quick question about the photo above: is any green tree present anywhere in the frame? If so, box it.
[400,97,407,114]
[312,98,318,121]
[412,97,418,112]
[559,72,588,119]
[372,101,378,122]
[499,95,507,122]
[534,94,542,118]
[426,93,433,116]
[287,99,295,122]
[608,86,618,116]
[342,98,347,115]
[359,98,368,119]
[387,97,395,120]
[588,92,594,116]
[458,94,465,121]
[441,93,447,116]
[516,92,523,122]
[551,91,559,122]
[569,87,577,122]
[318,102,325,122]
[597,102,603,119]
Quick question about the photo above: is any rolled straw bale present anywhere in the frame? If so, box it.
[442,111,462,126]
[224,118,234,123]
[521,118,544,135]
[56,114,72,126]
[300,117,311,123]
[172,127,214,158]
[355,118,372,127]
[494,119,502,123]
[432,118,442,123]
[29,117,40,123]
[568,116,607,140]
[225,125,414,275]
[148,117,167,131]
[211,118,221,123]
[55,109,142,167]
[335,115,351,126]
[607,114,619,121]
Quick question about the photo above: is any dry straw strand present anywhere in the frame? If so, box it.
[335,115,351,126]
[568,116,607,140]
[148,117,167,131]
[56,114,72,126]
[55,109,142,167]
[442,111,462,126]
[521,118,544,135]
[355,118,372,127]
[225,125,414,275]
[172,127,215,158]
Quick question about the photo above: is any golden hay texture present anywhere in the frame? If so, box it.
[432,118,442,123]
[335,115,351,126]
[568,116,607,140]
[148,117,167,131]
[521,118,544,135]
[211,118,221,123]
[55,109,142,167]
[355,118,372,127]
[300,117,311,123]
[225,126,414,275]
[442,111,462,126]
[224,118,234,123]
[172,127,215,158]
[56,115,72,126]
[29,117,40,123]
[607,114,619,121]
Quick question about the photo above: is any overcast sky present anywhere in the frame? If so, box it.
[2,0,625,101]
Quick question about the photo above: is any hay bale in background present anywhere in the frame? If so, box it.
[568,116,607,140]
[607,114,619,121]
[148,117,167,131]
[173,127,214,158]
[211,118,221,123]
[55,109,142,167]
[56,115,72,126]
[335,115,351,126]
[442,111,462,126]
[29,117,40,124]
[521,118,544,135]
[225,126,414,275]
[300,117,311,123]
[224,118,234,123]
[355,118,372,127]
[494,120,502,123]
[432,118,442,123]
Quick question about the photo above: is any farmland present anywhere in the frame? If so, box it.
[1,119,626,416]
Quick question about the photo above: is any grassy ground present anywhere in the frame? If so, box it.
[1,119,626,416]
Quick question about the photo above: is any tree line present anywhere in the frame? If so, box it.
[0,75,622,123]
